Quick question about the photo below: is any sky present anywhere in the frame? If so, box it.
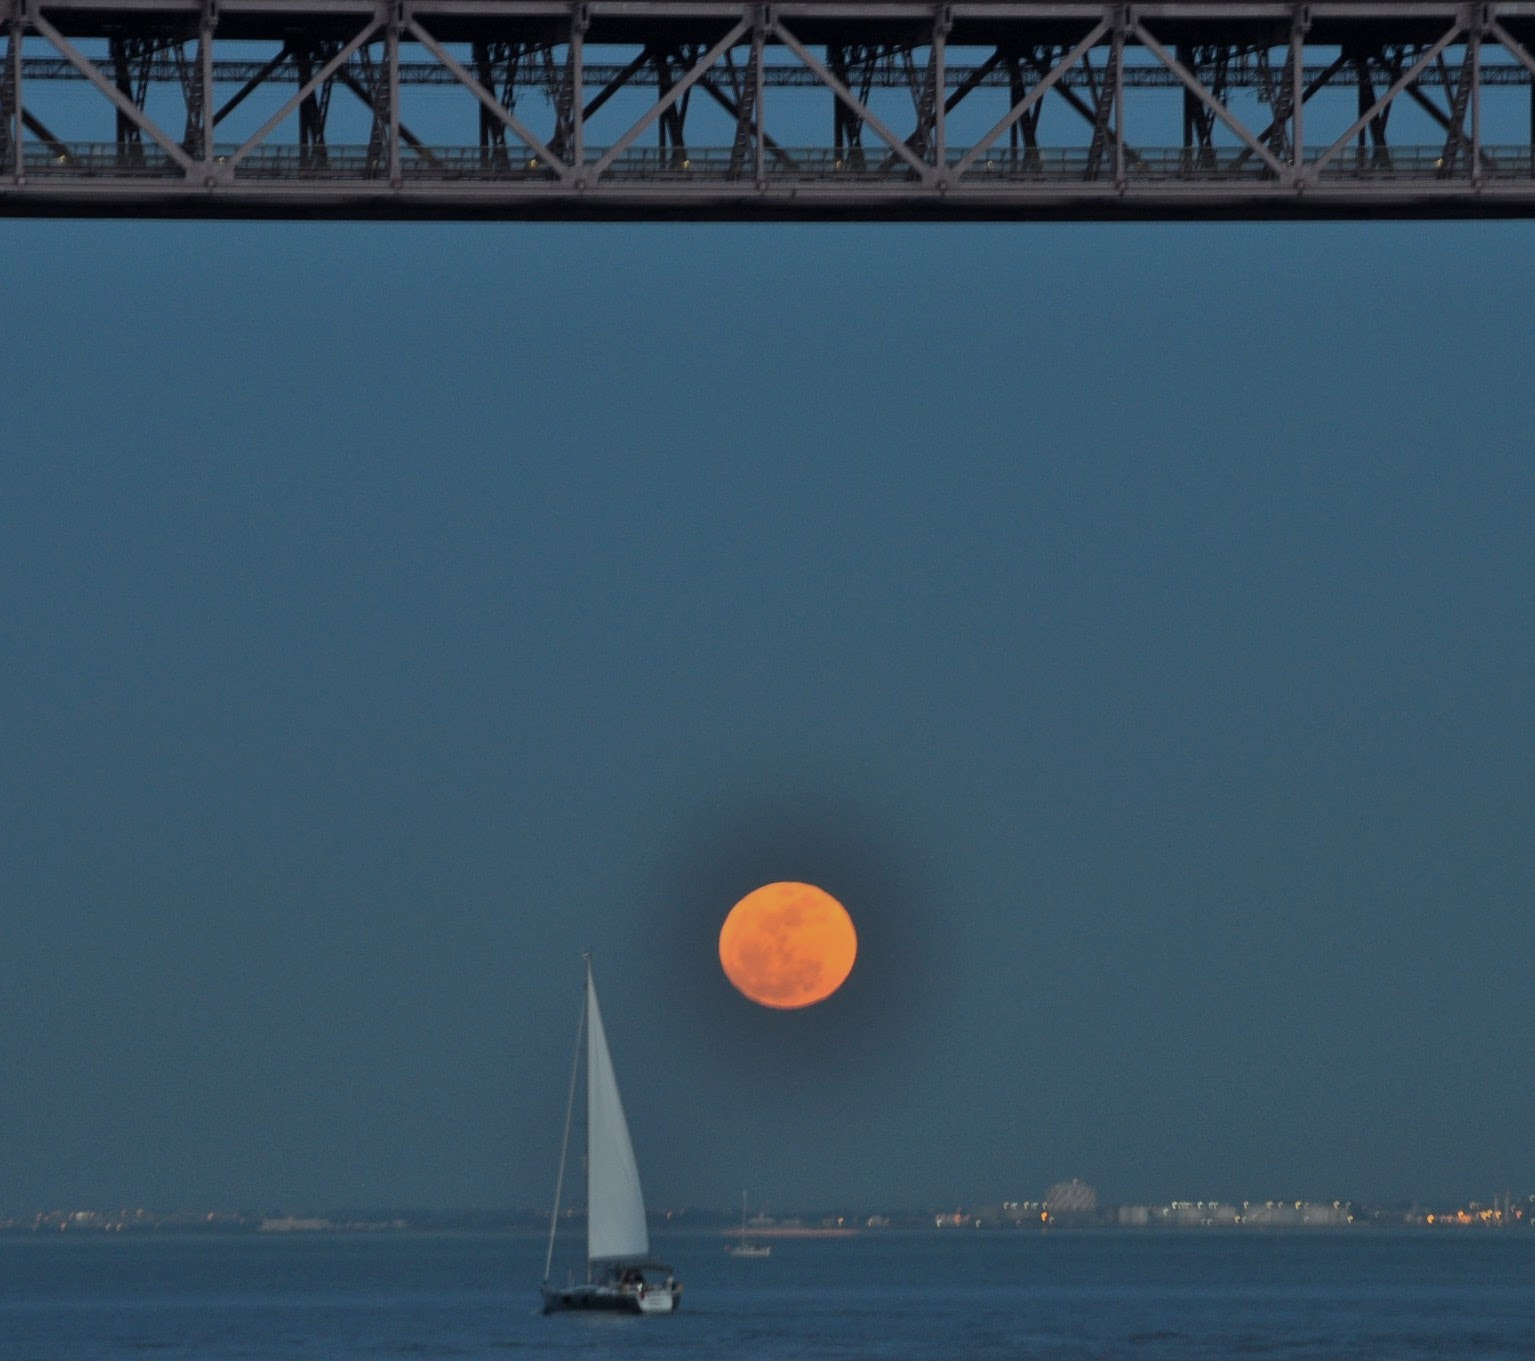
[1,217,1532,1218]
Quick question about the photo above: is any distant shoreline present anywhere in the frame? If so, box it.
[2,1212,1529,1238]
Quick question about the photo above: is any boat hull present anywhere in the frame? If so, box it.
[541,1282,680,1315]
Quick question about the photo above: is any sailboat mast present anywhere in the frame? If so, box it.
[542,965,588,1285]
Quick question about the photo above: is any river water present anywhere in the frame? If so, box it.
[3,1227,1532,1359]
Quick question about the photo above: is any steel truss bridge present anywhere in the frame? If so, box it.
[5,0,1535,217]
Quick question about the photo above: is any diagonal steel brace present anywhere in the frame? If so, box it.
[29,11,194,173]
[1309,22,1465,176]
[226,20,379,169]
[407,18,570,178]
[1134,20,1288,178]
[589,18,749,179]
[952,22,1109,177]
[773,19,932,182]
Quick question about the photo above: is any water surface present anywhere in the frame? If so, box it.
[3,1228,1531,1359]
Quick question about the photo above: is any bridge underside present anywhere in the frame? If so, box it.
[3,0,1535,220]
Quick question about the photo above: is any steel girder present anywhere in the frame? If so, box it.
[4,0,1535,218]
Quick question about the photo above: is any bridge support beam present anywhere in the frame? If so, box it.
[3,0,1535,218]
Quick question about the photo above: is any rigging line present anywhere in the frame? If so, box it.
[542,964,588,1286]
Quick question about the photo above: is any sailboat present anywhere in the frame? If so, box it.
[726,1189,772,1258]
[541,956,681,1315]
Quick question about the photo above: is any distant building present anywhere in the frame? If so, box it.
[1160,1202,1239,1227]
[1240,1201,1351,1227]
[1044,1180,1099,1223]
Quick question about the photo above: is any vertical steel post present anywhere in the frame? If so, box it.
[0,12,7,174]
[10,0,23,181]
[1470,3,1482,182]
[387,2,400,185]
[1112,7,1125,186]
[933,5,950,180]
[1291,5,1306,185]
[6,4,19,181]
[200,0,215,176]
[1354,53,1364,163]
[753,5,765,188]
[572,3,587,176]
[1179,42,1193,153]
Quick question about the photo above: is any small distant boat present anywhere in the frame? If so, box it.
[540,957,681,1315]
[726,1190,773,1258]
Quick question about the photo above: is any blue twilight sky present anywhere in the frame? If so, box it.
[1,218,1532,1218]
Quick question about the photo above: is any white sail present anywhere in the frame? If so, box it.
[584,971,650,1264]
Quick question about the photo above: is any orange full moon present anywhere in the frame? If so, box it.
[718,882,858,1009]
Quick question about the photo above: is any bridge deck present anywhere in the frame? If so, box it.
[4,0,1534,218]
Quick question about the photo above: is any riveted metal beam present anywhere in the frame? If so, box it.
[5,0,1535,218]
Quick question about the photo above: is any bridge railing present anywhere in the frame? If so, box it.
[19,144,1535,185]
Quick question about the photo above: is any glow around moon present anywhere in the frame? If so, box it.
[718,882,858,1009]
